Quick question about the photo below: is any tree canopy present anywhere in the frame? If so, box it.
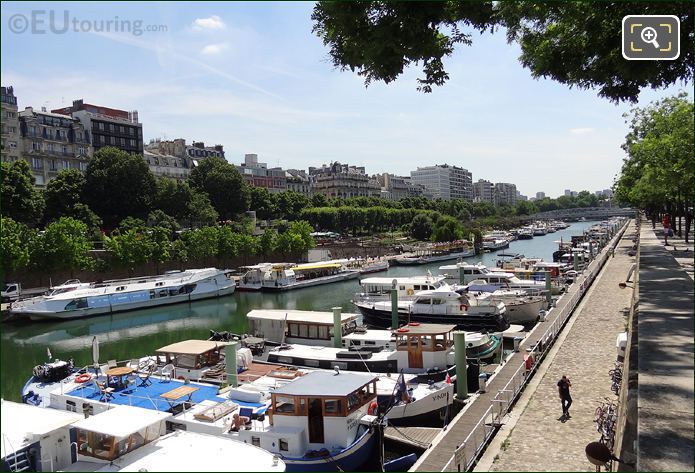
[188,157,250,220]
[1,160,45,225]
[312,1,694,102]
[83,147,157,228]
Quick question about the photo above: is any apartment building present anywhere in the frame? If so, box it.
[410,164,473,201]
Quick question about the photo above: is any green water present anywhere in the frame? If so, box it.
[1,221,597,401]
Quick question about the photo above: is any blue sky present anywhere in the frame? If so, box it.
[1,1,691,197]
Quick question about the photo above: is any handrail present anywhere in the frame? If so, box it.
[440,220,629,471]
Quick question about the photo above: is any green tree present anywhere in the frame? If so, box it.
[1,217,33,278]
[311,193,329,207]
[257,228,279,257]
[154,178,191,221]
[186,226,220,262]
[185,190,219,228]
[410,213,433,240]
[149,226,171,274]
[83,147,157,228]
[33,217,94,275]
[431,215,464,242]
[312,1,693,102]
[249,187,277,220]
[514,200,537,216]
[615,93,694,239]
[189,157,249,219]
[147,210,180,236]
[276,191,310,220]
[104,229,154,276]
[43,169,86,222]
[1,160,45,225]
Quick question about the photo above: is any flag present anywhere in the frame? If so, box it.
[445,373,452,384]
[395,372,411,403]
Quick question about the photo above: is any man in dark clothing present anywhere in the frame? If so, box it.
[558,375,572,419]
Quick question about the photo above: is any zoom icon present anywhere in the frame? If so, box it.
[622,15,680,61]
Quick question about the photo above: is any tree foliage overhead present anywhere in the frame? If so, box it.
[312,1,694,102]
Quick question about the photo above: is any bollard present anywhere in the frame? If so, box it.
[539,309,547,322]
[391,279,399,330]
[573,251,578,271]
[225,342,238,387]
[459,263,465,285]
[544,271,552,305]
[454,331,468,399]
[332,307,343,348]
[513,336,522,352]
[478,373,488,393]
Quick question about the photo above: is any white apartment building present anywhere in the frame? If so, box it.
[410,164,472,201]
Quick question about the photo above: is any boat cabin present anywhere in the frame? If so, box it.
[245,371,377,455]
[356,275,446,303]
[393,323,456,370]
[72,406,169,462]
[1,400,82,472]
[247,309,359,346]
[238,263,273,289]
[156,340,227,379]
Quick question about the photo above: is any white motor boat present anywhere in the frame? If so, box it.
[10,268,236,321]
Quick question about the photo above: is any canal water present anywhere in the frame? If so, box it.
[1,221,598,401]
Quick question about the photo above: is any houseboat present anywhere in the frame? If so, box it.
[354,275,447,305]
[355,286,509,332]
[9,268,236,321]
[439,263,562,294]
[459,282,546,325]
[237,263,275,291]
[262,261,360,292]
[394,240,475,265]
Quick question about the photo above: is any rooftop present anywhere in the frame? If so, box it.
[156,340,229,355]
[393,323,457,335]
[273,370,377,397]
[0,400,82,457]
[72,405,171,439]
[248,309,358,324]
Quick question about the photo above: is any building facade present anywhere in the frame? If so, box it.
[535,191,546,200]
[1,86,20,163]
[473,179,494,203]
[18,107,92,186]
[493,182,518,206]
[52,100,143,155]
[309,162,381,199]
[410,164,472,201]
[285,169,312,195]
[143,149,190,180]
[236,154,287,193]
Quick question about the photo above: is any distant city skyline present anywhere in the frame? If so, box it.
[2,1,691,197]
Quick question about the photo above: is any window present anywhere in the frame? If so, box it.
[274,396,296,414]
[120,126,125,133]
[79,162,87,171]
[279,439,289,451]
[50,159,57,171]
[29,126,36,136]
[77,132,83,141]
[62,160,69,169]
[129,139,136,147]
[62,145,68,155]
[66,400,77,412]
[299,324,308,338]
[251,437,261,447]
[324,399,343,416]
[45,128,53,139]
[8,126,16,133]
[289,323,299,337]
[128,127,134,135]
[120,138,125,146]
[97,122,104,130]
[318,325,329,339]
[31,157,42,169]
[108,123,114,132]
[78,146,85,155]
[308,325,318,339]
[109,136,115,145]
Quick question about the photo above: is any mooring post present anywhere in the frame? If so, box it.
[333,306,343,348]
[225,342,238,387]
[391,279,399,330]
[454,331,468,399]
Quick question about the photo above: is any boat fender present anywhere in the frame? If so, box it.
[368,401,378,415]
[397,328,409,333]
[177,375,186,381]
[408,322,420,326]
[406,288,414,296]
[75,373,92,383]
[460,304,468,311]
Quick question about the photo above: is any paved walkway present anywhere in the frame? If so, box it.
[636,220,694,472]
[485,221,637,471]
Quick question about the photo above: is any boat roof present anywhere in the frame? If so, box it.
[360,275,444,285]
[272,371,377,397]
[71,406,171,439]
[74,430,285,472]
[290,262,342,271]
[247,309,358,324]
[343,329,392,342]
[0,400,82,457]
[240,263,273,270]
[156,339,229,355]
[393,323,457,335]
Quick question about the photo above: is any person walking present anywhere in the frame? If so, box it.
[662,214,672,246]
[558,375,572,420]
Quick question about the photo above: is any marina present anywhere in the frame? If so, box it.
[2,219,659,472]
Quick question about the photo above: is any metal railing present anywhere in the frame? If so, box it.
[440,221,628,471]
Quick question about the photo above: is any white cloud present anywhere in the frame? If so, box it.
[192,15,226,31]
[201,43,228,56]
[570,127,595,135]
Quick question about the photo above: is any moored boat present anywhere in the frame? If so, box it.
[10,268,236,321]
